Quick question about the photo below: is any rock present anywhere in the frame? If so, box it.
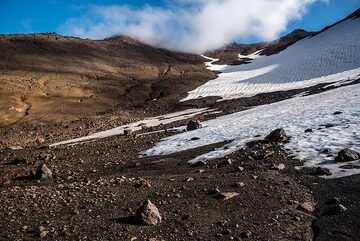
[220,229,231,235]
[218,192,239,201]
[315,166,331,176]
[322,204,347,215]
[325,197,341,205]
[123,129,133,136]
[35,136,46,145]
[38,226,48,238]
[272,163,285,171]
[335,148,359,162]
[135,200,162,226]
[297,201,316,213]
[236,166,245,172]
[186,120,202,131]
[339,164,360,169]
[190,137,201,141]
[9,157,27,165]
[209,188,221,195]
[184,177,194,182]
[219,159,233,166]
[235,182,245,187]
[304,128,313,133]
[320,148,331,154]
[35,164,53,179]
[8,145,23,150]
[265,128,288,143]
[239,230,252,239]
[190,161,207,167]
[135,178,152,188]
[325,123,335,128]
[333,111,343,115]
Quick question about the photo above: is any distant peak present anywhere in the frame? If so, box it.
[104,35,142,45]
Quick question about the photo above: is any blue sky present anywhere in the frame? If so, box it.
[0,0,359,51]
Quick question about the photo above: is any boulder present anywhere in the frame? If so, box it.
[335,148,359,162]
[315,167,331,176]
[35,164,53,179]
[186,120,202,131]
[265,128,288,143]
[135,200,162,226]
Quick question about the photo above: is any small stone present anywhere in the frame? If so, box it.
[8,146,23,150]
[239,230,252,239]
[38,226,48,238]
[265,128,288,143]
[35,164,53,179]
[218,192,239,200]
[124,129,133,136]
[197,169,205,173]
[325,123,335,128]
[135,200,162,226]
[304,128,313,133]
[190,161,207,167]
[325,197,341,205]
[191,137,201,141]
[135,178,152,188]
[315,167,331,176]
[333,111,343,115]
[72,209,80,215]
[209,188,221,195]
[335,148,359,162]
[322,204,347,215]
[186,120,202,131]
[272,163,286,171]
[220,159,233,166]
[220,229,231,235]
[10,157,27,165]
[236,182,245,187]
[236,166,245,172]
[36,136,46,145]
[298,201,316,213]
[185,177,194,182]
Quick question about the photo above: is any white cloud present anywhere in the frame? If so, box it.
[60,0,327,53]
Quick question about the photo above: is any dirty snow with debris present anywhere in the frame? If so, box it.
[50,108,216,147]
[144,84,360,179]
[182,18,360,101]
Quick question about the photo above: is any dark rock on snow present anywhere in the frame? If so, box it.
[315,167,332,176]
[186,120,202,131]
[335,148,359,162]
[265,128,288,143]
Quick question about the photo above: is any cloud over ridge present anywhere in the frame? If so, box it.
[60,0,326,53]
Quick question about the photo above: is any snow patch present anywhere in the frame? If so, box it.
[144,84,360,179]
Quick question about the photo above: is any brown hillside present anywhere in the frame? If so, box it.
[0,33,216,126]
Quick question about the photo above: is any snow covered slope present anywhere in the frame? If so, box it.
[182,18,360,101]
[144,84,360,179]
